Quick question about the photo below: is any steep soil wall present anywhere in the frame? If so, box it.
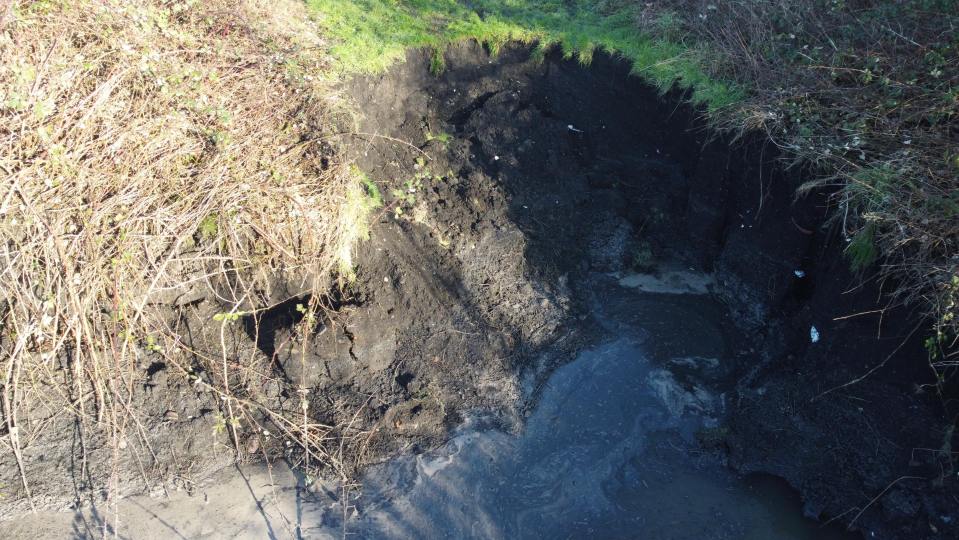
[690,135,952,539]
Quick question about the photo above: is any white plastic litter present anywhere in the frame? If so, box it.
[794,270,806,278]
[567,124,583,133]
[810,326,820,343]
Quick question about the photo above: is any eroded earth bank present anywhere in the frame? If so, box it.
[2,42,956,539]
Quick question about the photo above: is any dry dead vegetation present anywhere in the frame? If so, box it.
[0,0,375,509]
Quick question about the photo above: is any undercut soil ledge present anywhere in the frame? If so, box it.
[1,41,956,540]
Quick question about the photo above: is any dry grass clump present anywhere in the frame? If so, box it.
[640,0,959,372]
[0,0,369,507]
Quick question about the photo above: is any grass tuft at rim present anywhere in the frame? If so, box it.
[307,0,745,111]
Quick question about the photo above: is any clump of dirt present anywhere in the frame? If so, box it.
[2,40,956,540]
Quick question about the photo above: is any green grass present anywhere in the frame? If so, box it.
[846,223,879,274]
[359,167,384,208]
[338,166,384,277]
[426,130,451,144]
[306,0,744,111]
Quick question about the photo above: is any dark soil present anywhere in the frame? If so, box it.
[2,40,956,540]
[343,41,958,539]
